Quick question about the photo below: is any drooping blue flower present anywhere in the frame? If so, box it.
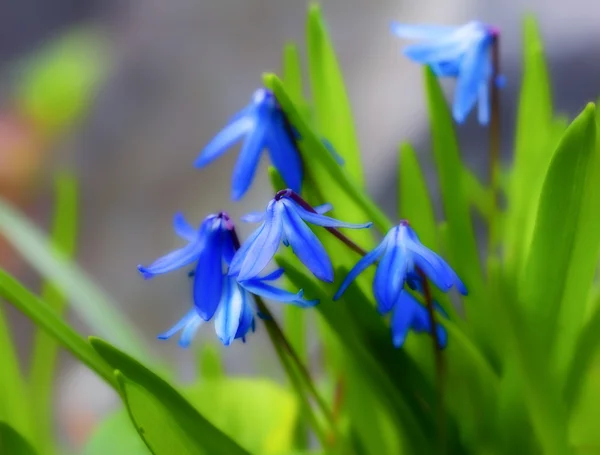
[158,270,317,347]
[334,220,466,313]
[391,21,500,124]
[391,290,447,348]
[137,212,236,320]
[195,88,303,200]
[229,190,373,283]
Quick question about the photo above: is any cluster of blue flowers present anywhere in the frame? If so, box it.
[138,19,496,349]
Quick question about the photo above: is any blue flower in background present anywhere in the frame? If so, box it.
[158,270,317,347]
[137,212,236,320]
[391,21,500,124]
[195,88,303,200]
[229,190,372,283]
[334,220,466,313]
[391,290,448,348]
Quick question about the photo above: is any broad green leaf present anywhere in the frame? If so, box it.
[90,338,250,455]
[188,378,298,455]
[29,172,78,454]
[0,196,151,365]
[504,15,554,273]
[0,422,38,455]
[263,73,390,235]
[0,270,115,387]
[398,142,437,249]
[513,103,597,455]
[520,103,597,348]
[82,410,149,455]
[554,107,600,381]
[463,168,493,220]
[0,307,30,442]
[564,293,600,413]
[282,43,305,109]
[197,343,224,380]
[306,3,364,186]
[423,67,481,289]
[16,27,109,135]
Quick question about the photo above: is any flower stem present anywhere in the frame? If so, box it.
[488,33,501,251]
[417,267,446,454]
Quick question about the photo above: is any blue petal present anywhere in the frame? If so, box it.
[240,279,318,308]
[157,308,199,341]
[267,114,303,193]
[333,240,387,300]
[137,241,203,279]
[281,201,333,282]
[241,211,266,223]
[234,293,255,340]
[285,199,372,230]
[314,203,333,215]
[477,55,492,125]
[193,224,225,320]
[374,230,409,313]
[195,113,254,168]
[173,212,197,242]
[391,291,419,348]
[453,38,489,123]
[234,201,285,281]
[390,22,457,40]
[228,224,264,277]
[231,121,268,200]
[178,314,205,348]
[259,268,285,281]
[214,277,244,346]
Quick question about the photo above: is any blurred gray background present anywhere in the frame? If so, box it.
[1,0,599,449]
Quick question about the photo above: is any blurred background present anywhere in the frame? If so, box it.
[1,0,599,451]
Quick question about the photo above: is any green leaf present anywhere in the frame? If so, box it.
[0,196,151,365]
[16,27,109,134]
[554,107,600,382]
[0,270,116,387]
[513,103,597,455]
[423,67,481,288]
[504,15,554,273]
[89,338,250,455]
[29,172,79,454]
[82,410,149,455]
[0,422,38,455]
[0,307,30,442]
[282,43,305,108]
[187,378,298,454]
[398,142,437,249]
[263,73,390,235]
[520,103,597,348]
[306,3,364,186]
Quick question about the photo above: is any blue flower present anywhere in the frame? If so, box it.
[158,270,317,347]
[137,212,236,321]
[391,290,447,348]
[228,190,373,283]
[195,88,303,200]
[391,21,500,124]
[334,220,466,313]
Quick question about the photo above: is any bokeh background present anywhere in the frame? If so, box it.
[2,0,599,450]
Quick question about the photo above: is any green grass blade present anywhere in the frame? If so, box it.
[306,3,364,186]
[504,15,554,272]
[90,338,250,455]
[0,196,151,365]
[0,421,38,455]
[398,142,437,249]
[282,43,305,107]
[0,307,30,442]
[423,67,481,289]
[0,270,116,387]
[28,172,78,453]
[263,73,391,235]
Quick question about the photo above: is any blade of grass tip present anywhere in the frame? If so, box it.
[28,173,78,454]
[0,270,116,388]
[0,305,32,443]
[0,195,152,366]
